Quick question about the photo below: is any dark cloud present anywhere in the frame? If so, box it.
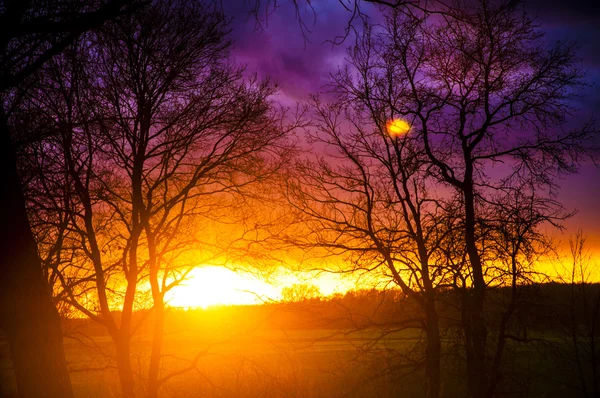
[523,0,600,114]
[223,0,352,102]
[223,1,600,102]
[525,0,600,24]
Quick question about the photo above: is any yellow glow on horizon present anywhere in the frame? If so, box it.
[386,119,410,136]
[165,266,356,309]
[165,266,278,308]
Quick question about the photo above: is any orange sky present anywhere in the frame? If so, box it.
[163,244,599,309]
[165,266,357,308]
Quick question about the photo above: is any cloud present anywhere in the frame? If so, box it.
[222,1,354,102]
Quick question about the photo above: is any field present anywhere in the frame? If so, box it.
[64,330,580,397]
[0,302,589,397]
[64,327,429,398]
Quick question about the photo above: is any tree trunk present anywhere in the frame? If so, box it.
[146,230,164,398]
[115,333,136,398]
[147,295,164,398]
[0,114,74,398]
[463,185,488,398]
[462,289,487,398]
[424,296,442,398]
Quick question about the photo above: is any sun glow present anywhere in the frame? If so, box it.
[165,266,279,309]
[386,118,410,136]
[164,265,357,309]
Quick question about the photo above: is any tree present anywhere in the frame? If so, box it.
[338,2,596,396]
[20,0,294,396]
[0,1,141,396]
[477,188,561,394]
[282,283,322,302]
[284,85,460,395]
[554,232,600,397]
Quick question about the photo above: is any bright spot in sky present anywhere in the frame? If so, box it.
[165,266,356,309]
[386,119,410,136]
[165,266,278,309]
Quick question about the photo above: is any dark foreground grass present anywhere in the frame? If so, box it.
[0,326,587,397]
[65,328,427,398]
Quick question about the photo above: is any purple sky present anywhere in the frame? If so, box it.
[223,0,600,253]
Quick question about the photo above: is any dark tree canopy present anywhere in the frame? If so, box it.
[0,1,142,397]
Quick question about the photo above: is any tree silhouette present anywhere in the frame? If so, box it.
[553,232,600,397]
[284,88,459,395]
[0,1,141,396]
[282,283,322,302]
[339,2,596,396]
[19,0,295,396]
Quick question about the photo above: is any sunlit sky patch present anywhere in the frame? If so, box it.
[386,119,410,136]
[165,265,357,309]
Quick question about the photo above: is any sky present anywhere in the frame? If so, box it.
[221,0,600,257]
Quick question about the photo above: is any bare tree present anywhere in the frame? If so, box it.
[481,189,562,394]
[553,232,600,397]
[281,283,322,302]
[335,1,596,396]
[0,0,143,396]
[20,0,295,396]
[284,84,460,396]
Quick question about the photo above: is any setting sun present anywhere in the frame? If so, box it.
[164,265,356,309]
[165,266,278,308]
[386,118,410,136]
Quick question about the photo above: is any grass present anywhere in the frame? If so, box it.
[0,310,590,397]
[65,327,428,397]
